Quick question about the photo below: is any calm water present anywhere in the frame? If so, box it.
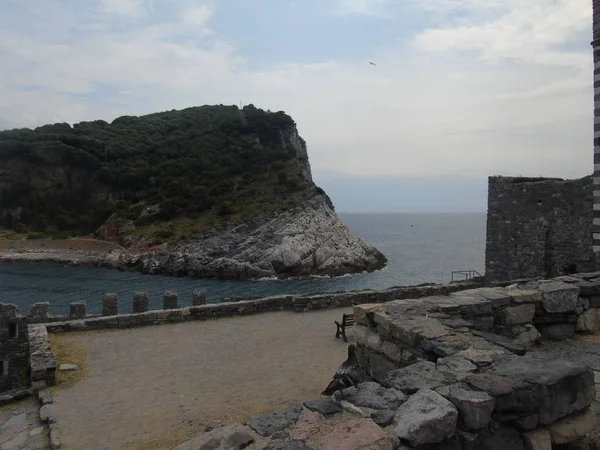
[0,213,486,315]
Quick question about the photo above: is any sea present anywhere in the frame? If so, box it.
[0,213,486,315]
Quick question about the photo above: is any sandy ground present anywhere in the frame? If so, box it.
[51,308,354,450]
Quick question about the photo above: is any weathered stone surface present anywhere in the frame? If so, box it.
[262,441,315,450]
[539,324,575,341]
[386,316,450,347]
[289,410,322,442]
[344,381,407,410]
[576,308,600,332]
[133,292,149,313]
[354,324,382,351]
[380,341,404,362]
[174,423,255,450]
[322,418,392,450]
[455,348,507,368]
[509,289,542,304]
[59,363,79,371]
[478,288,513,308]
[69,302,86,319]
[436,356,477,380]
[386,361,453,393]
[369,353,400,384]
[471,330,526,355]
[463,373,536,414]
[192,289,207,306]
[512,325,541,346]
[538,282,579,313]
[248,405,302,437]
[371,409,395,427]
[521,428,551,450]
[445,295,493,316]
[490,354,595,424]
[435,384,495,430]
[38,389,53,405]
[102,293,118,316]
[421,337,471,358]
[497,304,536,326]
[353,304,383,326]
[547,408,596,445]
[303,398,341,416]
[392,388,458,446]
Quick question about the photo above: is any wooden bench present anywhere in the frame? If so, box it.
[335,313,355,342]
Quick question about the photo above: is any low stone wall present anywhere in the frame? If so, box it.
[352,272,600,449]
[27,324,56,387]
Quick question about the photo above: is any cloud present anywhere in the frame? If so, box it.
[0,0,594,187]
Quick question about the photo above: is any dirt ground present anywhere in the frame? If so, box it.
[50,308,354,450]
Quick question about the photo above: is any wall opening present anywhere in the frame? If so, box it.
[0,361,7,376]
[8,322,17,338]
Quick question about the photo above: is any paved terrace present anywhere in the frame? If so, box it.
[50,307,353,450]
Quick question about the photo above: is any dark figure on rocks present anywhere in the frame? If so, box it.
[321,344,370,417]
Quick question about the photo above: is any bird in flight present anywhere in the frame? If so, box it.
[369,62,376,66]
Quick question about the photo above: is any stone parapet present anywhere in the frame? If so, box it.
[27,324,56,387]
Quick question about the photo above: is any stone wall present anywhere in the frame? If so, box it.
[0,303,29,392]
[14,280,481,328]
[485,175,595,283]
[352,272,600,449]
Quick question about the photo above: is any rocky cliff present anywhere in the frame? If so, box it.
[0,104,387,279]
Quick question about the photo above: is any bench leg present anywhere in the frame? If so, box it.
[342,327,348,343]
[335,324,341,339]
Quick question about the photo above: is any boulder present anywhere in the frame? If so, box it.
[393,388,458,446]
[496,304,536,326]
[385,361,453,393]
[489,354,595,425]
[462,373,537,415]
[303,398,341,416]
[248,405,303,437]
[435,384,496,430]
[436,356,477,380]
[344,381,407,410]
[322,418,393,450]
[371,409,395,427]
[512,325,541,347]
[547,407,596,445]
[174,424,255,450]
[576,308,600,332]
[538,282,579,313]
[289,410,322,442]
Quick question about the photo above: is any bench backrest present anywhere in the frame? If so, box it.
[343,314,355,326]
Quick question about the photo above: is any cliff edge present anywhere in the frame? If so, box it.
[0,104,387,279]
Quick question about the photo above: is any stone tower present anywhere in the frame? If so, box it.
[594,0,600,253]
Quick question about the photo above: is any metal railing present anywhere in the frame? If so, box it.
[451,270,483,283]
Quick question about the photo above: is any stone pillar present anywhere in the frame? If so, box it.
[133,292,149,313]
[163,291,178,309]
[594,0,600,255]
[0,303,17,319]
[102,293,118,316]
[69,302,87,319]
[192,289,207,306]
[31,302,50,322]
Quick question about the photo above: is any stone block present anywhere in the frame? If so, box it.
[436,383,496,430]
[354,324,382,351]
[539,323,575,341]
[323,418,393,450]
[344,381,407,410]
[576,308,600,332]
[478,288,513,308]
[393,388,458,446]
[369,353,400,385]
[133,292,149,313]
[163,291,178,309]
[512,325,541,346]
[31,302,50,321]
[69,302,86,319]
[102,293,118,316]
[471,330,526,355]
[192,289,207,306]
[497,304,536,326]
[490,353,595,425]
[509,289,543,304]
[578,297,590,310]
[445,295,493,316]
[247,404,302,437]
[463,372,536,415]
[380,341,404,363]
[353,303,383,326]
[386,361,453,393]
[455,348,508,368]
[539,282,580,313]
[386,316,450,347]
[547,408,596,445]
[0,303,17,318]
[304,398,341,416]
[436,356,477,380]
[521,429,551,450]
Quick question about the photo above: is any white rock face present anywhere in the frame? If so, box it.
[119,195,387,279]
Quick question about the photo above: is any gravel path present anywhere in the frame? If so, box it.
[51,308,354,450]
[0,398,49,450]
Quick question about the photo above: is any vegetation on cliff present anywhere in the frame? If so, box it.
[0,105,324,244]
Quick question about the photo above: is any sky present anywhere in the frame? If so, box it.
[0,0,594,212]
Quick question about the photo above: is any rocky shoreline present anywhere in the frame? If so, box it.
[0,197,388,280]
